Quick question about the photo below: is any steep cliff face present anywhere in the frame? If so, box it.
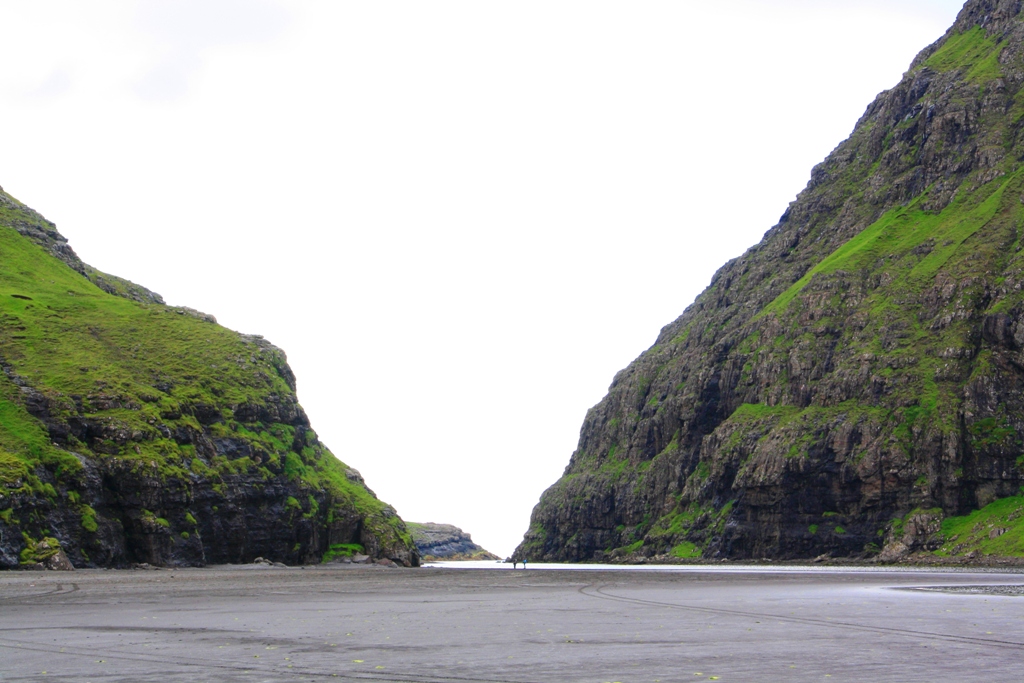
[517,0,1024,563]
[0,186,418,568]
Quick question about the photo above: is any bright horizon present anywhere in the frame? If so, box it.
[0,0,967,557]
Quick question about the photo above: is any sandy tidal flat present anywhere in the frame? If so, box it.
[1,564,1022,682]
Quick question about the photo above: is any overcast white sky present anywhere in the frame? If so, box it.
[0,1,966,558]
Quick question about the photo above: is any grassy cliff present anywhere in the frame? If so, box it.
[0,186,417,568]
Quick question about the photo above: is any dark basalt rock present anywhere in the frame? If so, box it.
[516,0,1024,564]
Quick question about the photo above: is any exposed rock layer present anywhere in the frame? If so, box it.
[517,0,1024,563]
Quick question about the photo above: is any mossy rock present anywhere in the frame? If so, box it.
[19,536,61,565]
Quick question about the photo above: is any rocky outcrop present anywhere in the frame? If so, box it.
[17,536,74,571]
[517,0,1024,563]
[408,522,499,561]
[0,188,418,569]
[877,508,945,562]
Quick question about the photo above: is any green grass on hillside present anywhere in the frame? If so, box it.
[936,496,1024,557]
[0,220,295,478]
[925,26,1004,83]
[0,205,411,553]
[761,173,1014,318]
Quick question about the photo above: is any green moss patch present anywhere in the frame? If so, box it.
[322,543,365,562]
[649,503,705,538]
[620,540,643,554]
[19,534,61,565]
[0,448,28,486]
[670,541,701,559]
[80,505,98,533]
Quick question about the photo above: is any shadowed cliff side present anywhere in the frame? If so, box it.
[0,186,418,568]
[517,0,1024,564]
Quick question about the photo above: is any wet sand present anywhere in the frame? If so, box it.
[1,564,1022,682]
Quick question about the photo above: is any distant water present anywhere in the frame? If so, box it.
[421,560,1024,575]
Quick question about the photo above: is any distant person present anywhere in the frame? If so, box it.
[522,558,527,569]
[513,560,518,569]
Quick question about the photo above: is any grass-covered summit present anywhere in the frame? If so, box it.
[0,185,417,568]
[517,0,1024,565]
